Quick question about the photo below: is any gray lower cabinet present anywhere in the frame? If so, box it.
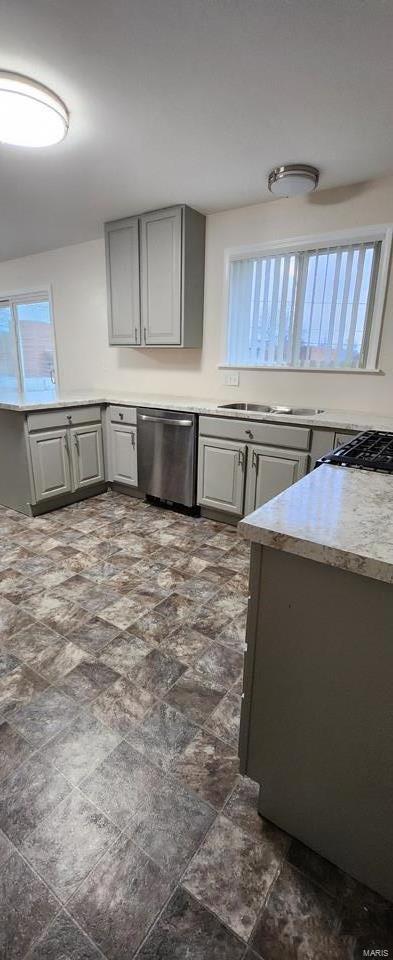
[29,429,72,501]
[70,424,105,489]
[109,422,138,486]
[197,437,246,515]
[245,445,308,515]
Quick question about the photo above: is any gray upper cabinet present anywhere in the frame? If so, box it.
[105,204,205,348]
[70,424,105,489]
[245,445,308,515]
[197,437,246,515]
[30,429,72,501]
[105,217,140,345]
[140,207,182,345]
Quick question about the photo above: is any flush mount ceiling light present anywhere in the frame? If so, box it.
[268,164,319,198]
[0,71,68,147]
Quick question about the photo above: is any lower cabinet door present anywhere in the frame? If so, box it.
[110,423,138,486]
[70,424,105,489]
[197,437,246,515]
[245,444,308,514]
[29,429,72,502]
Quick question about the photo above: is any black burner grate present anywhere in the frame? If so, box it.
[317,430,393,472]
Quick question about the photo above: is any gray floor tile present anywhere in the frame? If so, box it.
[20,789,119,902]
[80,739,162,827]
[0,849,59,960]
[69,833,173,959]
[39,710,122,785]
[0,719,35,781]
[183,814,281,940]
[128,774,215,875]
[158,624,211,665]
[250,862,344,960]
[8,686,79,746]
[128,701,198,771]
[218,613,247,652]
[90,675,157,736]
[99,631,154,675]
[26,909,103,959]
[0,827,13,867]
[174,729,239,807]
[57,660,119,703]
[0,664,48,716]
[223,778,290,857]
[0,650,21,677]
[188,604,232,640]
[166,674,224,724]
[127,647,186,695]
[0,753,72,843]
[66,615,121,654]
[187,645,243,692]
[0,596,35,639]
[137,886,245,959]
[206,688,242,745]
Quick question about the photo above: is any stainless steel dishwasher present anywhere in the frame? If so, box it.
[137,408,197,508]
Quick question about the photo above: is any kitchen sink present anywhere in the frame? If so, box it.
[218,402,324,415]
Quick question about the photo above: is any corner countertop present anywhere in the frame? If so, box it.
[239,463,393,584]
[1,389,393,434]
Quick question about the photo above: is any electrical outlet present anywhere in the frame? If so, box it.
[223,372,239,387]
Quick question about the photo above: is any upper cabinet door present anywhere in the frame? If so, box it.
[140,207,182,345]
[105,218,140,345]
[245,445,308,515]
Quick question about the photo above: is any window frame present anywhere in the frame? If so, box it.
[220,225,392,373]
[0,286,59,393]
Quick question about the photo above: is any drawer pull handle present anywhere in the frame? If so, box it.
[119,412,124,420]
[246,429,253,439]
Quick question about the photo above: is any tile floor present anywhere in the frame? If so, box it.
[0,490,392,959]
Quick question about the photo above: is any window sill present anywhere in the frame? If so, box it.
[218,365,384,375]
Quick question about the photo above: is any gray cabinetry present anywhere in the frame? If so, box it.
[197,437,246,515]
[105,204,205,348]
[109,422,138,486]
[29,429,72,501]
[105,218,140,345]
[140,207,182,345]
[245,445,308,515]
[70,424,105,489]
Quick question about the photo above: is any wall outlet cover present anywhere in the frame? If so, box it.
[223,372,240,386]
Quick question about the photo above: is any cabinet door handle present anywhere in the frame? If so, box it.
[74,434,80,455]
[252,449,257,469]
[131,431,135,449]
[238,448,245,467]
[134,327,138,344]
[143,327,147,344]
[63,435,70,458]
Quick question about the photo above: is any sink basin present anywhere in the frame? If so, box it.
[218,402,324,416]
[218,402,272,412]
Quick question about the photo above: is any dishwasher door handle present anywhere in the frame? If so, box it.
[139,414,193,427]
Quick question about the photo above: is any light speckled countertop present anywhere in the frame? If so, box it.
[1,389,393,433]
[239,463,393,584]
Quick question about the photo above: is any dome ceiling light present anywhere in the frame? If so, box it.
[0,71,68,147]
[268,164,319,198]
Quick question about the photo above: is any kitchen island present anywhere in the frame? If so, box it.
[238,464,393,901]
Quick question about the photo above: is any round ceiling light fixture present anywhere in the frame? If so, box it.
[268,164,319,198]
[0,71,68,147]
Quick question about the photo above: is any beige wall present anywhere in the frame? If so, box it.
[1,174,393,414]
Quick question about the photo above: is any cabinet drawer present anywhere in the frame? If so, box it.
[109,405,137,426]
[27,405,102,432]
[199,416,310,451]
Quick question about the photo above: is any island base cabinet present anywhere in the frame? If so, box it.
[240,544,393,902]
[109,422,138,486]
[29,429,72,501]
[245,445,308,514]
[70,425,105,489]
[197,437,246,515]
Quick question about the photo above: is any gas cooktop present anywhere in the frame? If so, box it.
[317,430,393,473]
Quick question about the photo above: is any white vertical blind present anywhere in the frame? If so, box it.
[226,240,380,369]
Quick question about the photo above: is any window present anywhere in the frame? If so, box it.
[0,293,57,393]
[225,231,391,370]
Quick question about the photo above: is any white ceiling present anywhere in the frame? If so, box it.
[1,0,393,260]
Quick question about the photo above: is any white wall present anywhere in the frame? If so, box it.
[1,174,393,414]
